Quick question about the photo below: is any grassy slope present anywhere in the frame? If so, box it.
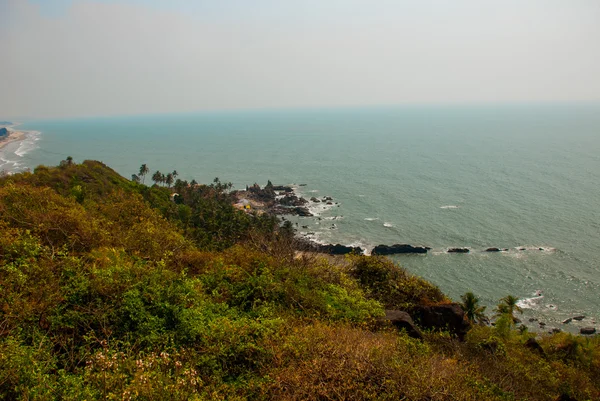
[0,161,598,400]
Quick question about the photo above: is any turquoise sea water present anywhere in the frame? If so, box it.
[4,104,600,331]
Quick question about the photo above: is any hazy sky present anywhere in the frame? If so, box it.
[1,0,599,118]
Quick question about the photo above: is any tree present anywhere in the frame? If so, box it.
[152,171,163,186]
[460,292,487,324]
[172,170,178,179]
[495,295,522,322]
[139,164,149,184]
[131,174,140,183]
[59,156,74,167]
[165,173,174,188]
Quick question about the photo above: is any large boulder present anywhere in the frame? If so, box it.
[371,244,429,255]
[485,247,501,252]
[524,337,545,356]
[580,327,596,335]
[448,248,469,253]
[324,243,364,255]
[410,303,470,340]
[382,310,423,339]
[293,207,312,216]
[297,239,363,255]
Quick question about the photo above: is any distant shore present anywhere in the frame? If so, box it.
[0,123,27,150]
[0,128,27,151]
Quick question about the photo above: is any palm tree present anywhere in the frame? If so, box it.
[165,173,174,188]
[495,295,522,322]
[152,170,163,186]
[139,164,149,184]
[172,170,178,179]
[131,174,140,183]
[460,292,487,324]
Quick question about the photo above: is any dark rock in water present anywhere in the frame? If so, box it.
[551,328,562,334]
[299,184,307,186]
[273,185,293,192]
[310,197,320,202]
[279,194,308,207]
[562,318,573,324]
[485,247,501,252]
[297,239,363,255]
[572,315,585,321]
[293,207,312,217]
[371,244,429,255]
[539,322,546,326]
[326,244,362,255]
[448,248,469,253]
[580,327,596,335]
[382,310,423,339]
[301,225,308,229]
[410,303,470,340]
[518,247,526,251]
[326,201,333,205]
[524,337,545,356]
[529,318,538,322]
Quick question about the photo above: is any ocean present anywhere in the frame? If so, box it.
[3,104,600,332]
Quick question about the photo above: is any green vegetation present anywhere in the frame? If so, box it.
[0,159,599,400]
[461,292,488,325]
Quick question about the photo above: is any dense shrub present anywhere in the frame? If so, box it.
[1,161,599,400]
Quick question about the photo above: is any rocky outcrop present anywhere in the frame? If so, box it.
[572,315,585,321]
[524,337,545,356]
[371,244,430,255]
[296,239,363,255]
[293,207,312,216]
[0,127,8,138]
[485,248,508,252]
[580,327,596,335]
[279,194,308,207]
[271,206,312,216]
[382,310,423,339]
[410,303,470,340]
[322,243,364,255]
[310,197,320,202]
[272,185,293,192]
[448,248,469,253]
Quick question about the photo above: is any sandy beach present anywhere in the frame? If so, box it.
[0,128,27,151]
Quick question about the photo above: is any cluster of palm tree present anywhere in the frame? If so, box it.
[460,292,523,326]
[131,164,178,188]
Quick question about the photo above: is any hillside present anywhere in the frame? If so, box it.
[0,159,598,400]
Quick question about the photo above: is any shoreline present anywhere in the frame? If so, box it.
[0,129,28,152]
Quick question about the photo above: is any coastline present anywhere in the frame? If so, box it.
[0,123,41,173]
[0,128,27,151]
